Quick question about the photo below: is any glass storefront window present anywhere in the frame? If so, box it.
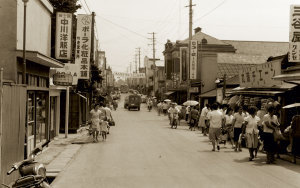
[36,92,47,145]
[27,93,35,136]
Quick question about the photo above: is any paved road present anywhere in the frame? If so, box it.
[52,94,300,188]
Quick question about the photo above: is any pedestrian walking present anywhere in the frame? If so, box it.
[224,107,234,148]
[207,103,224,151]
[232,106,245,152]
[190,106,199,131]
[186,106,191,122]
[243,106,260,161]
[99,118,109,141]
[199,104,210,135]
[262,106,280,164]
[168,103,180,126]
[157,101,162,116]
[89,104,101,142]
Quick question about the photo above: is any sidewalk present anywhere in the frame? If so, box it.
[35,127,91,178]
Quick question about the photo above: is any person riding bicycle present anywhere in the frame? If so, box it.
[168,103,180,125]
[147,98,153,111]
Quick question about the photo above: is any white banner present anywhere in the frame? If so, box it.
[55,12,72,60]
[289,5,300,62]
[75,14,92,79]
[113,72,145,78]
[190,40,197,79]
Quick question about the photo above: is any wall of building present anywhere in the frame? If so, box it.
[16,0,52,56]
[200,53,218,93]
[0,0,18,82]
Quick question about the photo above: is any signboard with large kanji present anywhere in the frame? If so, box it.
[289,5,300,62]
[75,14,92,79]
[239,60,282,87]
[55,12,72,60]
[190,40,197,79]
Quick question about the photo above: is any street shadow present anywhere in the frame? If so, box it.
[233,154,300,174]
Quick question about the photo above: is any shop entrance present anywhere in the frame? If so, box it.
[26,91,48,158]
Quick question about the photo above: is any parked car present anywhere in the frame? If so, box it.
[127,94,141,111]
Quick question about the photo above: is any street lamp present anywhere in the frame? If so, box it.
[22,0,29,84]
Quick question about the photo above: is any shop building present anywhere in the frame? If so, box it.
[231,55,300,127]
[0,0,64,183]
[163,27,289,106]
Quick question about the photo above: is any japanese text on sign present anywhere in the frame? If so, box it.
[289,5,300,62]
[239,60,282,87]
[55,12,72,60]
[75,14,92,79]
[190,40,197,79]
[113,72,146,78]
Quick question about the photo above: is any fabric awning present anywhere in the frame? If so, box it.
[164,91,175,95]
[232,90,284,96]
[199,89,216,98]
[17,50,64,68]
[273,73,300,81]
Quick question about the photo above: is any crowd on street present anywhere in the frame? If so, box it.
[154,99,300,164]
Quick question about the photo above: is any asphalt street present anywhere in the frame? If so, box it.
[52,94,300,188]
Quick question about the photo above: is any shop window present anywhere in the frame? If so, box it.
[27,93,35,137]
[35,92,47,145]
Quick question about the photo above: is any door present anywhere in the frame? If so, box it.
[50,97,57,139]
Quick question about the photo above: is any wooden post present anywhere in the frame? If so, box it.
[0,68,3,179]
[65,86,69,138]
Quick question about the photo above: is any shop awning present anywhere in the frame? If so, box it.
[199,89,216,98]
[164,91,175,96]
[17,50,64,68]
[232,90,284,96]
[273,73,300,81]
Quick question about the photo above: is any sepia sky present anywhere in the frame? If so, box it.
[77,0,299,73]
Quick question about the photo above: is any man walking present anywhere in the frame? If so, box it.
[207,103,224,151]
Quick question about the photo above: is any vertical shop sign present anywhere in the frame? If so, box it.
[75,14,92,79]
[180,47,188,82]
[55,12,72,59]
[289,5,300,62]
[190,40,197,79]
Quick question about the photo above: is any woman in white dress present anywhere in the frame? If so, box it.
[243,106,260,161]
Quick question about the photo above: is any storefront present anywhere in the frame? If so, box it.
[17,51,64,158]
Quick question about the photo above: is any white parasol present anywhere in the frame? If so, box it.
[183,100,199,106]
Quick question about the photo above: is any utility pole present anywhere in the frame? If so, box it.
[135,54,138,73]
[185,0,196,100]
[148,32,156,96]
[136,47,141,72]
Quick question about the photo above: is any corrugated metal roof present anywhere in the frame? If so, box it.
[222,40,289,58]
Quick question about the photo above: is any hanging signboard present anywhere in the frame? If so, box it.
[55,12,72,60]
[289,5,300,62]
[53,72,73,86]
[56,63,79,85]
[75,14,92,79]
[239,60,282,87]
[190,40,197,79]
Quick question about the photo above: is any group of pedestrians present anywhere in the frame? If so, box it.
[197,102,284,163]
[89,103,114,142]
[156,99,292,164]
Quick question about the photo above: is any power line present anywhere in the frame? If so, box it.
[177,0,228,40]
[194,0,227,23]
[96,15,148,39]
[83,0,92,14]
